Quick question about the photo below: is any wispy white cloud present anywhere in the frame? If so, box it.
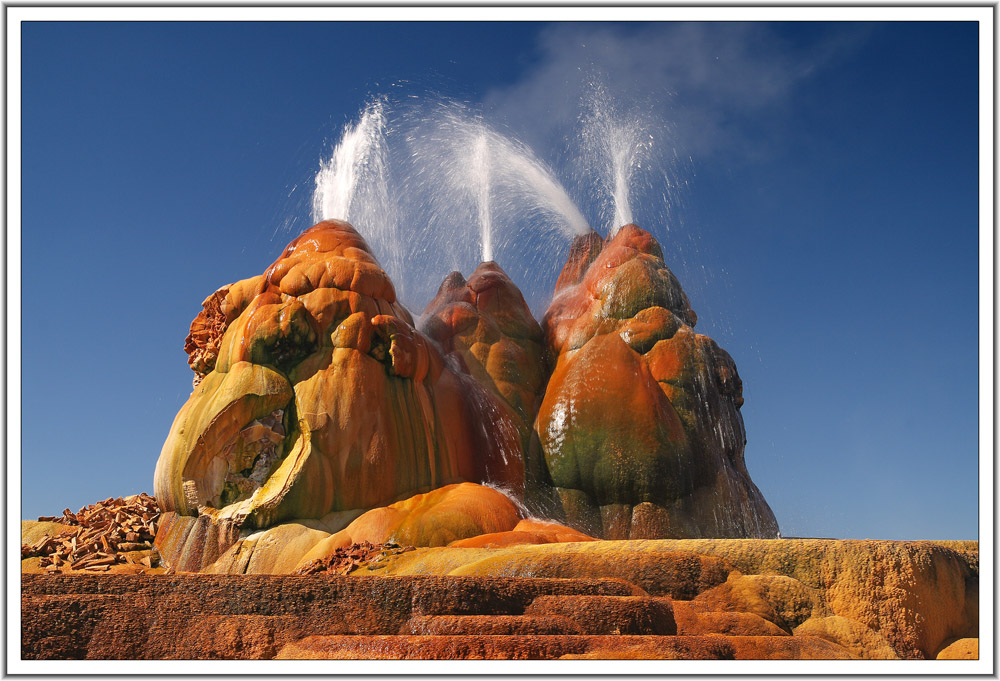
[483,22,870,163]
[474,22,871,317]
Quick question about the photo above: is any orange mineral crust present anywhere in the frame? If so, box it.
[533,224,778,539]
[420,261,547,495]
[154,221,524,536]
[21,539,977,661]
[156,219,783,571]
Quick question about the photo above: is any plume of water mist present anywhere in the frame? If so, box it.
[389,99,592,314]
[578,80,663,236]
[471,133,493,261]
[403,101,590,265]
[312,99,384,223]
[311,98,403,296]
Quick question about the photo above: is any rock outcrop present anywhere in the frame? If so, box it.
[19,207,980,662]
[419,261,547,496]
[292,483,523,568]
[151,482,593,575]
[154,221,524,540]
[153,217,785,578]
[344,538,979,660]
[532,224,778,539]
[21,539,978,660]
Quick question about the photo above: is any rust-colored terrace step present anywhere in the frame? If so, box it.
[275,634,853,660]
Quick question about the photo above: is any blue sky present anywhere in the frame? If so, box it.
[19,20,981,539]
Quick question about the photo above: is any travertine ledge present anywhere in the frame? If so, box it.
[21,538,977,660]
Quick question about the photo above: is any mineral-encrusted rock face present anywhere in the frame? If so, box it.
[420,262,546,494]
[22,540,978,660]
[154,220,524,534]
[153,482,592,575]
[533,224,778,540]
[292,482,524,569]
[155,218,776,570]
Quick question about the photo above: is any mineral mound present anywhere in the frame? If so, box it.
[533,225,778,539]
[155,220,523,534]
[420,260,547,493]
[149,219,778,571]
[21,219,979,663]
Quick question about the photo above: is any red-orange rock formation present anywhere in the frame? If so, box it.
[523,594,676,635]
[275,634,755,660]
[672,602,788,637]
[353,537,977,660]
[420,261,547,496]
[936,638,979,660]
[356,540,733,600]
[157,217,781,561]
[154,221,524,541]
[293,483,522,568]
[447,518,597,549]
[533,224,778,539]
[153,483,593,575]
[21,573,641,659]
[401,614,585,635]
[21,539,978,660]
[154,512,242,573]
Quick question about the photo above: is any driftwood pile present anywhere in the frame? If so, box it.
[294,541,416,576]
[22,493,161,572]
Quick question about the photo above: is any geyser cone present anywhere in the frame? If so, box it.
[534,222,778,540]
[554,229,604,294]
[421,260,548,498]
[155,220,526,551]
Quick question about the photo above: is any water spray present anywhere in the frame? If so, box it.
[578,80,660,236]
[311,97,402,295]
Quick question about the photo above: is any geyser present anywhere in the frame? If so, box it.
[157,219,524,533]
[311,101,386,224]
[536,224,778,538]
[403,101,591,262]
[471,132,493,261]
[309,99,592,307]
[577,79,672,237]
[311,98,402,294]
[153,87,778,575]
